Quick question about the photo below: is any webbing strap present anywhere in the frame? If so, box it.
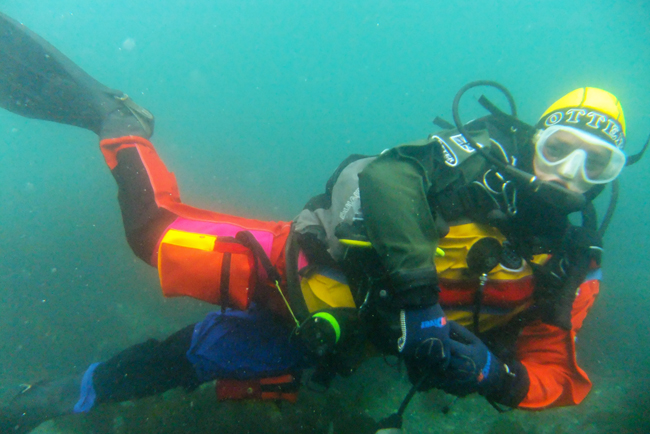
[235,231,280,282]
[235,230,309,324]
[219,252,231,313]
[282,228,312,322]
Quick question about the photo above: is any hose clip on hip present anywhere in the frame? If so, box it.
[294,311,341,357]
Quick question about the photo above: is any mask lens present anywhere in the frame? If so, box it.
[541,134,580,162]
[536,126,625,184]
[584,147,612,179]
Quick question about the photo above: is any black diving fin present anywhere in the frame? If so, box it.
[0,12,153,138]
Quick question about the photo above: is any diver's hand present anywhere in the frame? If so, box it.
[414,321,529,407]
[561,225,603,270]
[538,225,602,330]
[426,320,502,397]
[547,225,603,280]
[397,303,450,369]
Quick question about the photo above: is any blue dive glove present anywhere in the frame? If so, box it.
[422,321,529,407]
[397,303,451,369]
[434,321,502,397]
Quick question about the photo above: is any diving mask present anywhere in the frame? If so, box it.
[534,126,626,191]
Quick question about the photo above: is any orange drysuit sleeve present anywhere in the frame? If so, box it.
[516,278,600,409]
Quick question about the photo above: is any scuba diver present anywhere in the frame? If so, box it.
[0,11,647,434]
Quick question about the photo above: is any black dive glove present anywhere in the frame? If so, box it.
[536,226,602,330]
[398,303,451,370]
[392,269,451,369]
[408,321,529,408]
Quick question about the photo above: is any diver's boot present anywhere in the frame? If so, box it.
[0,12,154,139]
[0,376,82,434]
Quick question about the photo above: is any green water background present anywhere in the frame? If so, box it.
[0,1,648,432]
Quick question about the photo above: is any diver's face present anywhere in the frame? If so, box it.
[532,127,626,193]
